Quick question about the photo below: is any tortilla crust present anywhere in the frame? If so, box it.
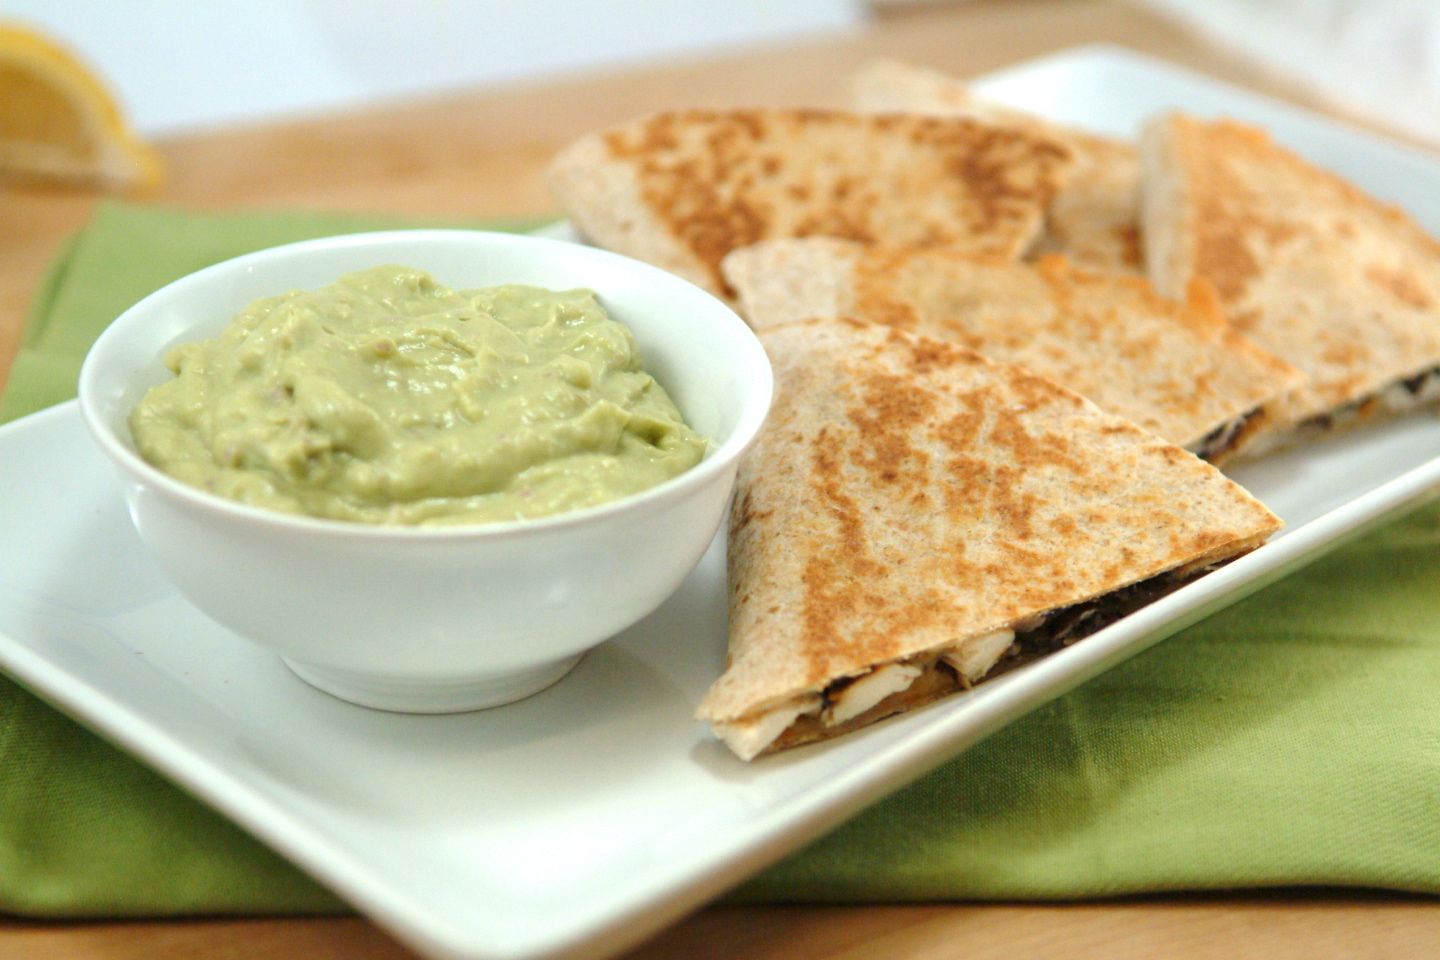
[851,59,1142,273]
[721,238,1303,459]
[696,318,1281,745]
[548,108,1073,297]
[1141,113,1440,445]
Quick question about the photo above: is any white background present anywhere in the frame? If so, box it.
[1146,0,1440,146]
[2,0,866,136]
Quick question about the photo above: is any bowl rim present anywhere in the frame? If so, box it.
[78,228,773,543]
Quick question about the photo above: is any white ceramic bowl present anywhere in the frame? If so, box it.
[79,230,772,713]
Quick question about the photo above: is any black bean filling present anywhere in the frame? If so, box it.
[782,560,1235,753]
[1300,364,1440,433]
[819,563,1222,709]
[1302,398,1368,433]
[1401,366,1440,395]
[981,562,1220,679]
[808,551,1256,737]
[1193,408,1263,462]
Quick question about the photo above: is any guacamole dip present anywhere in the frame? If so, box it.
[129,266,708,525]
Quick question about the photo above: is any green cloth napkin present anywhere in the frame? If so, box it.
[3,202,1439,919]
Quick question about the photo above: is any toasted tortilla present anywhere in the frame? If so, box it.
[547,109,1073,298]
[851,59,1143,273]
[697,318,1282,759]
[721,238,1303,462]
[1142,113,1440,450]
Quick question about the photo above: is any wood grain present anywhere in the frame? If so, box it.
[6,897,1440,960]
[3,1,1439,958]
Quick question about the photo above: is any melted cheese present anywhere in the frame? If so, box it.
[712,695,821,761]
[940,628,1016,683]
[823,662,924,726]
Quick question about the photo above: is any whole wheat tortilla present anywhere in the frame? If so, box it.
[1141,113,1440,448]
[721,238,1303,461]
[547,108,1073,298]
[697,318,1281,759]
[851,58,1142,273]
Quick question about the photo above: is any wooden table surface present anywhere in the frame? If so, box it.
[4,1,1438,957]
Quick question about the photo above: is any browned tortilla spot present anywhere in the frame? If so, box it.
[552,109,1072,298]
[721,238,1302,460]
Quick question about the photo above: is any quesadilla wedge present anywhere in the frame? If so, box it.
[697,318,1282,760]
[721,238,1303,462]
[851,59,1143,272]
[1142,113,1440,451]
[547,109,1073,298]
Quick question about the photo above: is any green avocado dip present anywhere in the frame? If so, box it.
[128,266,709,526]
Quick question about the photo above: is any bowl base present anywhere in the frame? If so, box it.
[281,654,584,713]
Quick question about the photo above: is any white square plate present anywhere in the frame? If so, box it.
[3,45,1440,960]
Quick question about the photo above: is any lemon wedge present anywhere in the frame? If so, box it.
[0,21,163,191]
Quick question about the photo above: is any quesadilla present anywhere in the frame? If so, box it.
[721,238,1303,462]
[697,318,1282,760]
[547,109,1073,298]
[1142,113,1440,450]
[851,59,1143,273]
